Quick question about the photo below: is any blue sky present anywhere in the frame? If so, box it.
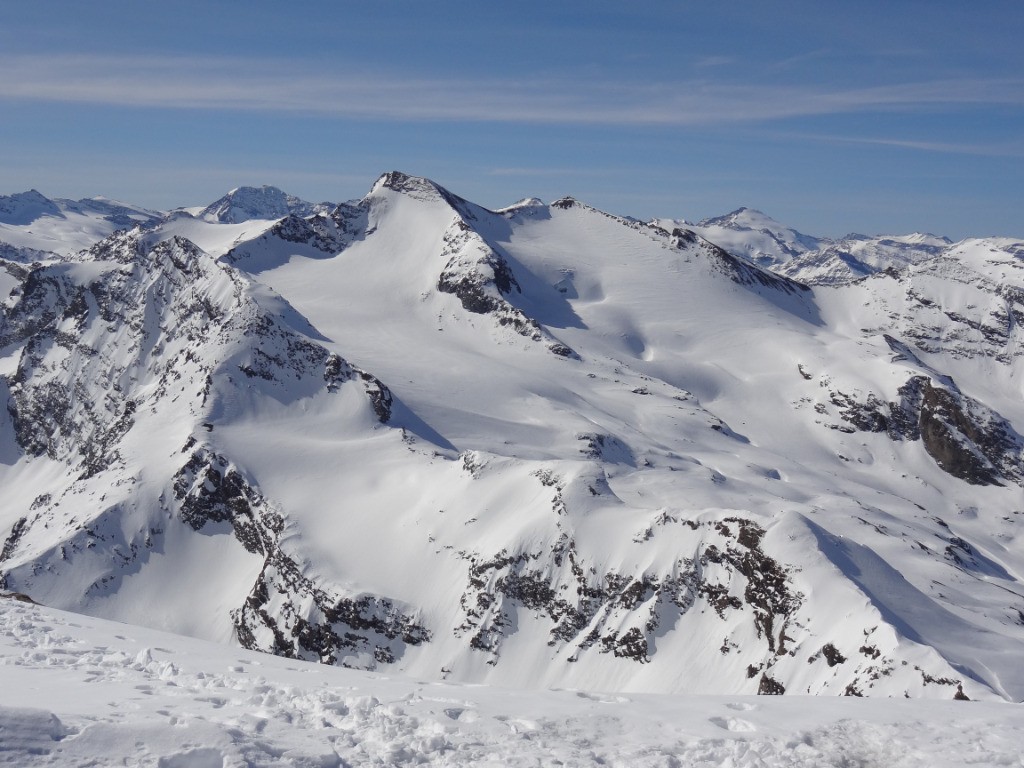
[1,1,1021,238]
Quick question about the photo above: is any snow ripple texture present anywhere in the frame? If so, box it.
[1,599,1022,767]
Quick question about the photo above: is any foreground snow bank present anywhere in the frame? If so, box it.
[1,598,1021,767]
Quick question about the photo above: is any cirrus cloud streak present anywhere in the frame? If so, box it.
[2,54,1022,127]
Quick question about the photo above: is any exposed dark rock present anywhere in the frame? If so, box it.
[234,547,430,667]
[0,591,38,604]
[671,227,698,245]
[359,371,393,423]
[221,213,346,261]
[437,223,522,314]
[758,674,786,695]
[860,644,881,659]
[918,379,1011,486]
[0,517,29,563]
[436,218,577,357]
[576,432,634,464]
[821,643,847,667]
[548,342,575,357]
[173,448,280,555]
[454,514,802,689]
[602,626,649,661]
[374,171,480,222]
[831,389,891,433]
[821,372,1022,487]
[699,239,810,296]
[727,517,765,549]
[83,228,146,264]
[172,444,430,670]
[700,522,800,656]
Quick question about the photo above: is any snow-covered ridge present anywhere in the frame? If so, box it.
[198,184,334,223]
[1,172,1023,703]
[0,190,63,225]
[654,206,966,286]
[0,189,163,257]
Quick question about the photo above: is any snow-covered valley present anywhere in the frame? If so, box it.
[1,172,1023,760]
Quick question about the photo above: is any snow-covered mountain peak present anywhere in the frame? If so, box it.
[0,190,63,226]
[2,172,1024,703]
[366,171,483,220]
[661,208,827,270]
[700,206,780,231]
[371,170,435,194]
[675,210,961,287]
[775,232,962,287]
[57,196,163,227]
[0,191,164,259]
[199,185,330,224]
[498,197,546,213]
[890,232,952,247]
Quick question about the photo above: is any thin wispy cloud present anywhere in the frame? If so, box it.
[692,55,736,69]
[487,167,612,177]
[768,48,833,71]
[790,132,1024,158]
[2,54,1021,127]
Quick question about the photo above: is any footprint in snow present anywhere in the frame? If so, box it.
[709,715,757,732]
[495,715,540,733]
[725,701,758,711]
[574,691,631,704]
[443,707,479,723]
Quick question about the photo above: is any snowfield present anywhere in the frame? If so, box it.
[1,173,1024,763]
[2,595,1022,767]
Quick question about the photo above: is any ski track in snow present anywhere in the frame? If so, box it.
[2,598,1022,767]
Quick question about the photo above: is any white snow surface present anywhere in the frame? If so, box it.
[653,209,957,285]
[656,207,826,269]
[2,595,1022,767]
[198,185,333,224]
[0,190,162,257]
[1,172,1024,712]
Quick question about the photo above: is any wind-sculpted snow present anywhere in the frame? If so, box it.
[1,172,1024,704]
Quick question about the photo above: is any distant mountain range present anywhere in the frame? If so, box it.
[1,174,1022,700]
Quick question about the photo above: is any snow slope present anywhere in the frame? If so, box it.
[654,207,825,269]
[656,207,955,286]
[1,172,1023,703]
[197,185,334,224]
[776,232,951,284]
[3,594,1023,767]
[0,191,161,258]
